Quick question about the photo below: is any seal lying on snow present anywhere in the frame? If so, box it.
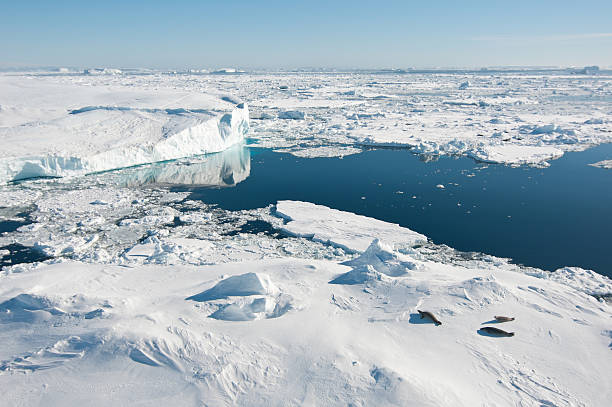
[494,316,515,322]
[479,327,514,337]
[417,310,442,326]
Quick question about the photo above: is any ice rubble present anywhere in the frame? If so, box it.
[0,201,610,406]
[242,71,612,164]
[0,75,249,183]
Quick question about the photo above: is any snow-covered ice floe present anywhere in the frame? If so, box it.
[275,200,427,252]
[1,198,610,406]
[0,75,249,183]
[589,159,612,169]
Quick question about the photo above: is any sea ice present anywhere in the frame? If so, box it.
[589,159,612,169]
[275,200,427,252]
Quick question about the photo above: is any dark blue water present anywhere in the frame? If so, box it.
[172,144,612,278]
[0,210,31,235]
[0,243,51,269]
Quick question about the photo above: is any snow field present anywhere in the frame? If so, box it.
[0,201,610,406]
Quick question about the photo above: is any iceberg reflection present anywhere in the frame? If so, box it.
[117,145,250,187]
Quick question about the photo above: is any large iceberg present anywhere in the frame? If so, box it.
[0,75,249,183]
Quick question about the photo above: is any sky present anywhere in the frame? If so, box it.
[1,0,611,69]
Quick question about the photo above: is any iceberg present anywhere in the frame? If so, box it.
[0,75,249,183]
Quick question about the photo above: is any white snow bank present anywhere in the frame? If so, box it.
[209,294,293,321]
[0,76,249,183]
[187,272,278,301]
[527,266,612,296]
[275,200,427,252]
[331,239,420,284]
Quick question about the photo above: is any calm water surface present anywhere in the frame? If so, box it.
[174,144,612,278]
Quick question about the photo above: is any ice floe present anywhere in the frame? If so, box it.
[275,200,427,252]
[589,159,612,169]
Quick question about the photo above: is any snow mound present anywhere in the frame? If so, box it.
[210,294,293,321]
[528,266,612,297]
[275,200,427,252]
[1,336,92,373]
[331,239,419,284]
[0,293,64,322]
[447,276,514,309]
[368,366,454,406]
[187,272,278,301]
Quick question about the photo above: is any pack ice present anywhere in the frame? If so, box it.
[0,75,249,183]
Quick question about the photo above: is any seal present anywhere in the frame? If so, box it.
[417,310,442,326]
[494,316,515,322]
[479,327,514,337]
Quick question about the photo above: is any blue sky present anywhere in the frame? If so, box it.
[1,0,611,69]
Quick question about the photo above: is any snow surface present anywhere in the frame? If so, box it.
[0,75,249,183]
[275,200,427,252]
[0,200,610,406]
